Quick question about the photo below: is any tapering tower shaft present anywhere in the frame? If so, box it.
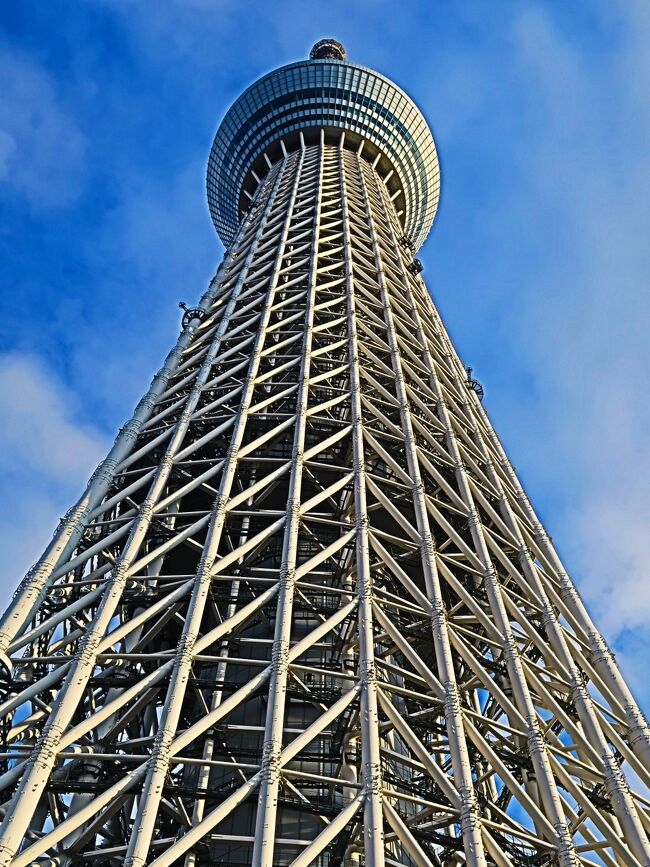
[0,43,649,867]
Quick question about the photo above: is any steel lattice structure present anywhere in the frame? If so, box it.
[0,39,649,867]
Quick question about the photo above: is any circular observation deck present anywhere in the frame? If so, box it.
[207,41,440,251]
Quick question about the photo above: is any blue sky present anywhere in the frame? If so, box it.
[1,1,649,710]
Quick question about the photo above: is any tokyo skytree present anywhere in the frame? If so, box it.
[0,37,649,867]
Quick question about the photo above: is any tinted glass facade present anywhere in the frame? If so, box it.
[207,59,440,250]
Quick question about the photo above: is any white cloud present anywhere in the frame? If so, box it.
[0,354,106,476]
[0,43,87,208]
[499,5,650,642]
[0,354,107,603]
[61,159,220,425]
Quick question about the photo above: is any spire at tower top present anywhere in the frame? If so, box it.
[309,38,346,61]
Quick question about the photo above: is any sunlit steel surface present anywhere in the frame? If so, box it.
[0,40,649,867]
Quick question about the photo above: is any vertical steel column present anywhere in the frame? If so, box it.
[252,137,324,867]
[357,158,488,867]
[339,142,385,867]
[372,172,579,866]
[183,498,252,867]
[123,148,307,867]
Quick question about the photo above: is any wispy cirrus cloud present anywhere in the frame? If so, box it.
[502,5,650,641]
[386,2,650,691]
[0,353,107,593]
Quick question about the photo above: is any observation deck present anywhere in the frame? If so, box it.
[207,39,440,251]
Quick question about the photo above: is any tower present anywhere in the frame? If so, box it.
[0,35,648,866]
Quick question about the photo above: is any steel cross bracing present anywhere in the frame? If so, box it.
[0,134,649,867]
